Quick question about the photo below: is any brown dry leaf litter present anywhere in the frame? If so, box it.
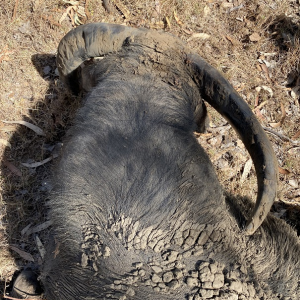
[2,121,45,136]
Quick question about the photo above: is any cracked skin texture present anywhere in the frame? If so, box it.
[35,24,298,300]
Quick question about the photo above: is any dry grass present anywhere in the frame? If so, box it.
[0,0,300,292]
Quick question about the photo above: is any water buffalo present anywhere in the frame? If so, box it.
[13,23,300,300]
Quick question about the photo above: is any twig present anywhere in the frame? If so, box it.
[85,0,91,18]
[262,126,300,144]
[4,280,8,300]
[12,0,19,20]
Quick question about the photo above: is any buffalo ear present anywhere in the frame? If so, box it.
[186,53,278,235]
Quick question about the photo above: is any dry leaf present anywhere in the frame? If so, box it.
[292,129,300,140]
[249,32,261,42]
[254,100,268,110]
[10,245,34,261]
[260,63,272,83]
[3,160,22,176]
[278,167,291,175]
[187,33,210,42]
[256,63,262,71]
[241,159,253,184]
[21,154,58,168]
[222,2,234,8]
[59,6,73,23]
[202,133,213,138]
[26,220,53,235]
[255,86,262,92]
[174,11,183,26]
[269,122,281,128]
[69,7,75,26]
[63,0,79,5]
[74,13,83,25]
[165,16,171,28]
[255,85,273,103]
[261,85,273,97]
[21,223,32,236]
[35,235,46,259]
[254,87,261,107]
[260,52,277,56]
[2,120,45,136]
[0,139,11,148]
[60,1,87,26]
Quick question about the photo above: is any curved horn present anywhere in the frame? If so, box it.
[57,23,141,94]
[186,53,278,235]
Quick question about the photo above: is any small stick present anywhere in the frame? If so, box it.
[85,0,91,19]
[12,0,19,20]
[262,126,300,144]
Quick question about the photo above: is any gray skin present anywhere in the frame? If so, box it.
[29,23,299,300]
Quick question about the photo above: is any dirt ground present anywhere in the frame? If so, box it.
[0,0,300,296]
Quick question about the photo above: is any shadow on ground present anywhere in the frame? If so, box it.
[0,53,80,297]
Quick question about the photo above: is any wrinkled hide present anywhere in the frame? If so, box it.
[39,24,300,300]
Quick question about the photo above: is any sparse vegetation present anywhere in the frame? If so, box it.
[0,0,299,293]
